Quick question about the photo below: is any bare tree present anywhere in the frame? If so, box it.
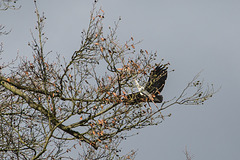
[0,1,216,159]
[0,0,19,10]
[184,146,194,160]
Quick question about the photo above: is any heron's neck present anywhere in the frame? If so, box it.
[134,79,144,92]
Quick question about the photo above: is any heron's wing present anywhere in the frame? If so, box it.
[144,64,168,95]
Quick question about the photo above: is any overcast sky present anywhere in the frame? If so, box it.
[1,0,240,159]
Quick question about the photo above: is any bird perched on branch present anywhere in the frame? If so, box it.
[125,64,168,104]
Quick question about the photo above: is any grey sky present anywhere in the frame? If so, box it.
[1,0,240,159]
